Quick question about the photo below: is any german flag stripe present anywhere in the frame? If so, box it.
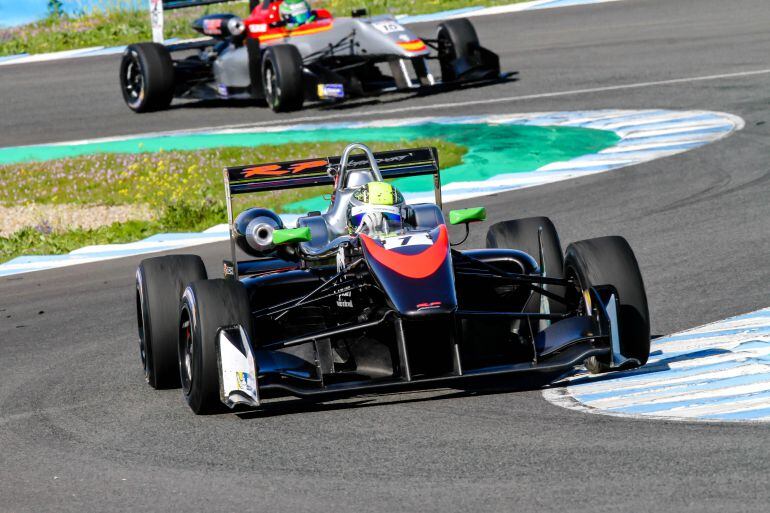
[397,39,428,52]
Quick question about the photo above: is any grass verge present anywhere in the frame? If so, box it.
[0,0,528,57]
[0,139,466,262]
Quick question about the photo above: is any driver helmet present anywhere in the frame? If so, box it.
[348,181,406,236]
[279,0,313,28]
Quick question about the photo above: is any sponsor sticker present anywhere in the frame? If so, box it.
[204,18,223,35]
[382,232,433,249]
[373,21,404,34]
[236,371,257,395]
[242,159,327,178]
[336,290,354,308]
[249,23,268,33]
[316,83,345,99]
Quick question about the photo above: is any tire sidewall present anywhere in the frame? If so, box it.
[180,286,209,413]
[564,237,650,365]
[135,255,207,389]
[120,47,145,111]
[179,279,254,414]
[261,46,303,112]
[120,43,174,113]
[261,53,280,110]
[436,18,479,81]
[135,266,154,384]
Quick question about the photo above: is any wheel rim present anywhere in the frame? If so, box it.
[437,30,455,61]
[180,308,194,394]
[123,52,144,108]
[565,266,589,317]
[135,274,150,382]
[264,64,280,108]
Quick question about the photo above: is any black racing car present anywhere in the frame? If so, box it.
[135,143,651,414]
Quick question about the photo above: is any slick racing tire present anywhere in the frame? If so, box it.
[486,216,566,315]
[437,18,479,82]
[179,279,254,414]
[136,255,207,389]
[261,45,304,112]
[564,236,650,374]
[120,43,175,112]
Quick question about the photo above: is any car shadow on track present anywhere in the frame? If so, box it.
[544,345,734,391]
[234,372,545,420]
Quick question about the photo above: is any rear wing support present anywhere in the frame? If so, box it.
[222,144,442,279]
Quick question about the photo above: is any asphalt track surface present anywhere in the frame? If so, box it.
[1,0,770,511]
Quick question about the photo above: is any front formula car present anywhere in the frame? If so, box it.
[120,0,507,113]
[135,143,651,414]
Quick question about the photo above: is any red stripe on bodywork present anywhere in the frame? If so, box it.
[360,225,449,279]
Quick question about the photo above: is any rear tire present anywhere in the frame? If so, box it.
[179,279,254,414]
[120,43,175,112]
[136,255,207,389]
[564,236,650,373]
[486,216,566,315]
[261,45,304,112]
[437,18,479,82]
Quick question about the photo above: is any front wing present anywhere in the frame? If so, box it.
[216,287,628,410]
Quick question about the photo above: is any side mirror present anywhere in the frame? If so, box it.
[273,227,312,245]
[449,207,487,225]
[351,7,368,17]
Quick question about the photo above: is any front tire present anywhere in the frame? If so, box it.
[437,18,479,82]
[179,279,254,414]
[120,43,175,112]
[486,216,566,315]
[564,236,650,373]
[136,255,207,389]
[261,45,304,112]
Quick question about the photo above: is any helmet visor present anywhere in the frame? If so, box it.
[351,205,403,235]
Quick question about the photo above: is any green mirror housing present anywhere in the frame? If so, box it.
[449,207,487,225]
[273,227,312,245]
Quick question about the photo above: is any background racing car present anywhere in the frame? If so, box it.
[134,143,651,414]
[120,0,505,112]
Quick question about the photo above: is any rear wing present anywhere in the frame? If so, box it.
[150,0,242,43]
[224,146,440,195]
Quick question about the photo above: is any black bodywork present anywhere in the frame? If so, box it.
[214,147,633,408]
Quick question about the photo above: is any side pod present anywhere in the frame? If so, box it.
[216,325,260,408]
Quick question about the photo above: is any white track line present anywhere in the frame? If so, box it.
[116,69,770,140]
[6,67,763,152]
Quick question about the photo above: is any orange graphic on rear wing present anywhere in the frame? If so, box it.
[225,147,439,195]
